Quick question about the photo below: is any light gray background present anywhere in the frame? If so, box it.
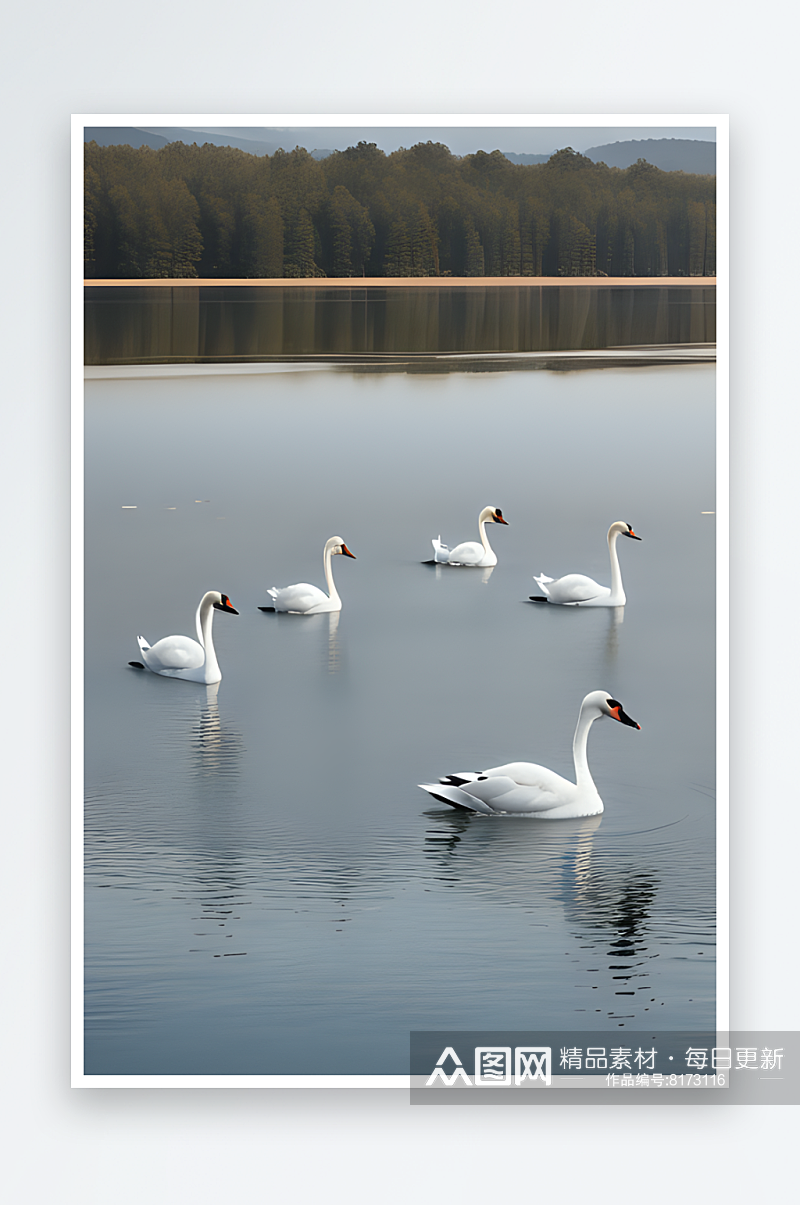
[3,7,795,1204]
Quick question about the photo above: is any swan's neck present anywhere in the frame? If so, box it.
[478,518,494,557]
[196,596,220,678]
[608,529,626,605]
[572,706,599,792]
[323,545,340,605]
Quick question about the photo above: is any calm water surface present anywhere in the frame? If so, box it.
[84,283,716,364]
[84,363,715,1075]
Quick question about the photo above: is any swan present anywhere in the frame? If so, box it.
[531,521,641,606]
[261,536,356,614]
[419,690,640,819]
[128,591,239,684]
[431,507,508,566]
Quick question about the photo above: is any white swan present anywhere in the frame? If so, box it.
[431,507,508,566]
[419,690,640,819]
[261,536,356,614]
[128,591,239,684]
[531,521,641,606]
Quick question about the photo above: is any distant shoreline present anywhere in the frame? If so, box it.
[84,276,716,289]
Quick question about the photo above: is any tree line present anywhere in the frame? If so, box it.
[84,139,716,279]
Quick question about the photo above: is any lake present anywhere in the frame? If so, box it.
[84,360,716,1076]
[84,282,716,364]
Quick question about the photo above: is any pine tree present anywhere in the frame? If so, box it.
[284,206,323,277]
[385,219,413,276]
[328,185,375,276]
[463,216,485,276]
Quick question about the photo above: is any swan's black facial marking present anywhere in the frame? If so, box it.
[607,699,641,729]
[340,543,356,559]
[624,523,642,540]
[493,509,508,525]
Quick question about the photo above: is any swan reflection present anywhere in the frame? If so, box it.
[422,809,604,906]
[421,810,658,936]
[190,683,245,781]
[602,605,625,667]
[428,562,493,583]
[421,810,662,1020]
[327,611,341,674]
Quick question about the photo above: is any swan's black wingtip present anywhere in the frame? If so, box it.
[438,795,479,812]
[258,606,276,612]
[422,788,471,810]
[128,661,145,669]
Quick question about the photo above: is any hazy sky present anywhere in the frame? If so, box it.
[181,124,716,156]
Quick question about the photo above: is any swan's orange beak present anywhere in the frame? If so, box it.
[341,544,356,559]
[609,704,640,729]
[494,511,508,525]
[214,595,240,615]
[625,528,642,540]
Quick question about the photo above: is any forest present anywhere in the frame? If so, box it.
[84,139,716,280]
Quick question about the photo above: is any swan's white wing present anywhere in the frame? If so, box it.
[268,583,329,613]
[460,773,573,814]
[447,540,485,565]
[437,761,576,814]
[535,573,610,605]
[442,762,572,790]
[142,634,205,672]
[483,761,573,790]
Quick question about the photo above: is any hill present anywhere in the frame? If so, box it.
[137,127,279,155]
[584,138,715,173]
[84,127,170,151]
[501,152,552,166]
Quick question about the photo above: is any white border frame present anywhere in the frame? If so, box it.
[72,112,728,1088]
